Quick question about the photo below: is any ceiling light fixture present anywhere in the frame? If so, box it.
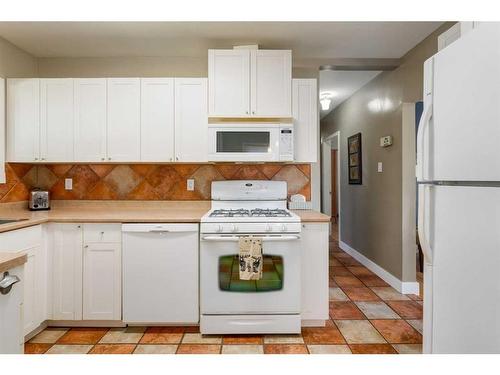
[320,92,335,111]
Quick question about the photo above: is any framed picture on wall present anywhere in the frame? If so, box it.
[348,133,362,184]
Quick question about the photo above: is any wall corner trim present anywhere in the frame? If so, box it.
[338,240,420,295]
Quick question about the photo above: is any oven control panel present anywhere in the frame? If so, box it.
[201,222,301,234]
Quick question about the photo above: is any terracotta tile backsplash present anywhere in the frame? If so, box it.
[0,163,311,203]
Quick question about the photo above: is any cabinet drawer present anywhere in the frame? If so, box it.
[83,224,121,243]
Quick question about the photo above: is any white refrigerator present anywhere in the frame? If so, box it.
[417,22,500,354]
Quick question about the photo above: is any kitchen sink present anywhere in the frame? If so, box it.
[0,219,28,225]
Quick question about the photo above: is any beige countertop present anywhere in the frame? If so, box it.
[0,201,330,233]
[0,252,27,274]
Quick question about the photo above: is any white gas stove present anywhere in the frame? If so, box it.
[200,180,302,335]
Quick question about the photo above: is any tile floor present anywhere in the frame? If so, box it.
[24,231,423,355]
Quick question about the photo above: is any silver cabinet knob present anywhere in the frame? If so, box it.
[0,272,20,295]
[101,157,105,161]
[108,157,111,160]
[176,156,179,161]
[34,157,38,161]
[252,111,255,114]
[245,111,249,114]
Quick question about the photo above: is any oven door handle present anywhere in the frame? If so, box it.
[201,235,301,242]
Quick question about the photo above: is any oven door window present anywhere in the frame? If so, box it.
[216,131,270,153]
[219,255,283,292]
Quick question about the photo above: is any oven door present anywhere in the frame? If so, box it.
[208,124,279,161]
[200,234,301,314]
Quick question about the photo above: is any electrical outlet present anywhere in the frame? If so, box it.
[187,179,195,191]
[65,178,73,190]
[377,162,383,173]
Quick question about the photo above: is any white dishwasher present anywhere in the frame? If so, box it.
[122,223,199,324]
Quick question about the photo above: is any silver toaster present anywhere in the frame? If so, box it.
[29,189,50,211]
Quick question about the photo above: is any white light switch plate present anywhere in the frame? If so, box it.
[65,178,73,190]
[377,162,383,173]
[187,179,195,191]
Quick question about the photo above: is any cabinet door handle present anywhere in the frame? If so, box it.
[101,157,105,161]
[176,156,179,161]
[108,157,111,160]
[245,111,249,114]
[34,157,38,161]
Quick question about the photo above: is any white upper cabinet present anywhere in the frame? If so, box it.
[106,78,141,161]
[140,78,175,162]
[293,79,318,163]
[174,78,208,162]
[208,49,250,117]
[74,79,107,162]
[40,79,74,162]
[251,50,292,117]
[209,49,291,117]
[6,78,40,162]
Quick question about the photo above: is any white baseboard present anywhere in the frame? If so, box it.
[339,240,420,295]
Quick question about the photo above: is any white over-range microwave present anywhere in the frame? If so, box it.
[207,123,294,162]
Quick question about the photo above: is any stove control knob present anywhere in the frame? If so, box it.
[281,224,287,232]
[216,225,223,233]
[231,224,238,232]
[266,224,272,232]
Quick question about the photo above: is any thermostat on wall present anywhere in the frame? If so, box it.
[380,135,393,147]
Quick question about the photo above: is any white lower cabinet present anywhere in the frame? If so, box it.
[0,225,45,336]
[300,222,329,322]
[50,223,83,320]
[83,240,121,320]
[50,223,122,321]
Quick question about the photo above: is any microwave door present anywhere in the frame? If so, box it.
[208,127,279,161]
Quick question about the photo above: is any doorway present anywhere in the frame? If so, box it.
[321,131,340,241]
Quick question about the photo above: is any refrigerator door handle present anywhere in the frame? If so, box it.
[418,184,433,265]
[416,102,433,181]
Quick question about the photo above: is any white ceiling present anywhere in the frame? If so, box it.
[319,70,382,118]
[0,22,443,58]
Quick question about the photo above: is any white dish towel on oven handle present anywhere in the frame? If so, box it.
[239,237,263,280]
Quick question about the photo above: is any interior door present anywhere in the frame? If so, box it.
[74,79,107,162]
[430,23,500,181]
[174,78,208,162]
[107,78,141,161]
[141,78,175,161]
[208,49,250,116]
[40,79,74,162]
[251,50,292,117]
[423,185,500,353]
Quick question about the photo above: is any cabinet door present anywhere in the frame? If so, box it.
[6,79,40,162]
[301,223,329,321]
[174,78,208,162]
[83,242,121,320]
[208,49,250,116]
[74,79,107,162]
[293,79,318,162]
[22,247,38,335]
[140,78,175,161]
[251,50,292,117]
[40,79,74,162]
[107,78,141,161]
[51,224,83,320]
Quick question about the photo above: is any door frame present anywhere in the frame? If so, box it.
[321,131,340,239]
